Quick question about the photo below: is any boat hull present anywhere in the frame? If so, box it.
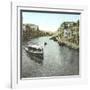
[25,47,44,63]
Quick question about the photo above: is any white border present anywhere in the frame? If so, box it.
[11,1,88,88]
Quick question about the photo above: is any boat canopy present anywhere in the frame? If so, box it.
[27,44,43,50]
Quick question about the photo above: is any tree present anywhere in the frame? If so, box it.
[77,20,79,27]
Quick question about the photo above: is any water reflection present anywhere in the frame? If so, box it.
[26,51,43,65]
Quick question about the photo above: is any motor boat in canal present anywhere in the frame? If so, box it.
[24,44,44,60]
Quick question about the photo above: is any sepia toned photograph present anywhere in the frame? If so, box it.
[20,10,80,78]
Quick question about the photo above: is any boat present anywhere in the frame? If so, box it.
[44,42,47,45]
[24,44,44,59]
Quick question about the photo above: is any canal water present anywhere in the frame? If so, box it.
[21,36,79,78]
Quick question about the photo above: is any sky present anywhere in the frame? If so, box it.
[22,11,80,32]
